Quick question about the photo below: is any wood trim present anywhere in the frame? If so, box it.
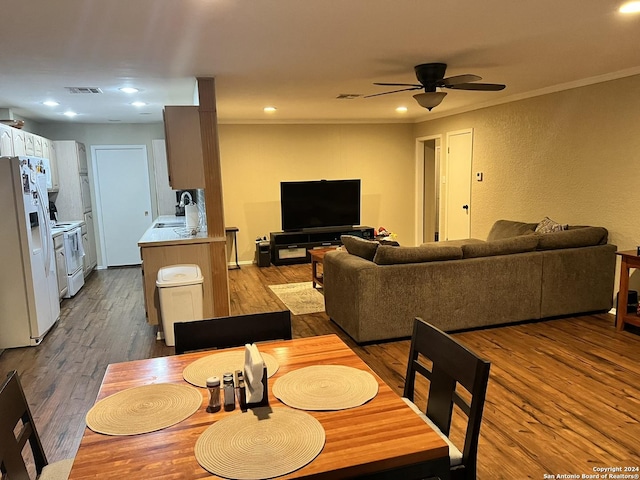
[197,77,230,316]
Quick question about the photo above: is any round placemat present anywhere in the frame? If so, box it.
[85,383,202,435]
[272,365,379,410]
[183,351,279,388]
[195,407,325,479]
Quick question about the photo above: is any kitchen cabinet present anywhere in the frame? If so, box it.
[0,124,13,156]
[11,129,26,156]
[33,134,43,157]
[54,141,90,219]
[163,106,204,189]
[42,139,59,191]
[24,132,35,156]
[80,175,92,213]
[54,233,68,299]
[82,212,97,275]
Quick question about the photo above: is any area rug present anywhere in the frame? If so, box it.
[268,282,325,315]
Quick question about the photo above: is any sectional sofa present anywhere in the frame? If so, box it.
[323,220,617,343]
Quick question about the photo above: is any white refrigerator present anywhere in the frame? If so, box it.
[0,156,60,348]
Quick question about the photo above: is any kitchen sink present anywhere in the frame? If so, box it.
[154,222,185,228]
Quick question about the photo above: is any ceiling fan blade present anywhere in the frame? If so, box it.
[364,86,423,98]
[439,74,482,86]
[445,82,506,91]
[373,82,423,87]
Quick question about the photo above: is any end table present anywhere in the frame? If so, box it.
[615,250,640,331]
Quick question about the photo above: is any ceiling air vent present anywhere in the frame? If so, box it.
[336,94,362,100]
[65,87,103,94]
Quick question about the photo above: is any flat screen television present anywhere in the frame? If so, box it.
[280,179,361,231]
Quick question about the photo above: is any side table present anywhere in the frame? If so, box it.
[309,247,339,289]
[615,250,640,331]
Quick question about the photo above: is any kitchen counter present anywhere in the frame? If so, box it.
[138,215,224,247]
[138,215,227,327]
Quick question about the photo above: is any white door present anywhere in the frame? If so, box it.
[445,129,473,240]
[93,145,152,266]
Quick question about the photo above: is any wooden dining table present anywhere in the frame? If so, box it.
[68,334,449,479]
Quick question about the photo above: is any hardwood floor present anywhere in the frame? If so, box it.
[1,264,639,478]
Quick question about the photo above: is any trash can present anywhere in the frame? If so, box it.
[156,264,204,347]
[256,241,271,267]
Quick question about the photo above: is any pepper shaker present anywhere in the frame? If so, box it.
[223,372,235,411]
[206,376,221,413]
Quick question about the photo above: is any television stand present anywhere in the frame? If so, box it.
[270,226,374,266]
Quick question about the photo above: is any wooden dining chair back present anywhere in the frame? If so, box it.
[403,318,491,480]
[173,310,292,354]
[0,370,73,480]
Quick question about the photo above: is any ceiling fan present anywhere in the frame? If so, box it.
[366,63,506,110]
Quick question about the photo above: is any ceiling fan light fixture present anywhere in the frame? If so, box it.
[413,92,447,111]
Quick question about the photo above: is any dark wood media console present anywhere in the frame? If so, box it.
[270,226,374,265]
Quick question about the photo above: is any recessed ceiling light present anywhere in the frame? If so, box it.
[63,111,77,117]
[131,101,147,107]
[120,87,139,94]
[43,100,59,107]
[396,106,408,113]
[620,1,640,13]
[263,106,277,113]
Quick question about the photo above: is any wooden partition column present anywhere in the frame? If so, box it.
[197,77,230,316]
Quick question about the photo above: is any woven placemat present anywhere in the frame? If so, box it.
[85,383,202,435]
[195,407,325,479]
[183,351,279,388]
[272,365,379,410]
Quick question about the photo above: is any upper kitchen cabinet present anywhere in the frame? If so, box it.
[42,138,59,191]
[11,128,26,156]
[0,124,13,156]
[163,106,204,189]
[54,141,91,220]
[33,134,43,157]
[24,131,35,156]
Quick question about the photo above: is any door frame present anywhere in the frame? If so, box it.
[91,144,150,268]
[414,134,443,245]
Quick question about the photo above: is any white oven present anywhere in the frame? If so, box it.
[63,226,85,297]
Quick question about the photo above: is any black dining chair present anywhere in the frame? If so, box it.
[173,310,292,354]
[0,370,74,480]
[403,318,491,480]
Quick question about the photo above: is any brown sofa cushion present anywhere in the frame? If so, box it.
[341,235,379,261]
[536,227,608,250]
[486,220,538,241]
[463,235,540,258]
[373,245,462,265]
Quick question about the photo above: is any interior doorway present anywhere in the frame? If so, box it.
[414,135,442,245]
[92,145,153,266]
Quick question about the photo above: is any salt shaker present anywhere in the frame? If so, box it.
[206,376,221,413]
[223,372,235,411]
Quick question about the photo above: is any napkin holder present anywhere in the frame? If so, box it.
[244,343,269,410]
[245,365,269,410]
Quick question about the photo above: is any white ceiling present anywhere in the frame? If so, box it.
[1,0,639,125]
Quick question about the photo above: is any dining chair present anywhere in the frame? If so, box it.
[403,318,491,480]
[173,310,292,354]
[0,370,74,480]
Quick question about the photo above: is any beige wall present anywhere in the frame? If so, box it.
[414,74,640,292]
[414,74,640,249]
[217,123,415,262]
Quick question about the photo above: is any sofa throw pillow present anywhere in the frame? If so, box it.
[536,227,608,250]
[341,235,379,261]
[373,245,462,265]
[486,220,538,241]
[462,235,539,258]
[535,217,568,234]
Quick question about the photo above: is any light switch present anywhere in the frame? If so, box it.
[476,172,483,182]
